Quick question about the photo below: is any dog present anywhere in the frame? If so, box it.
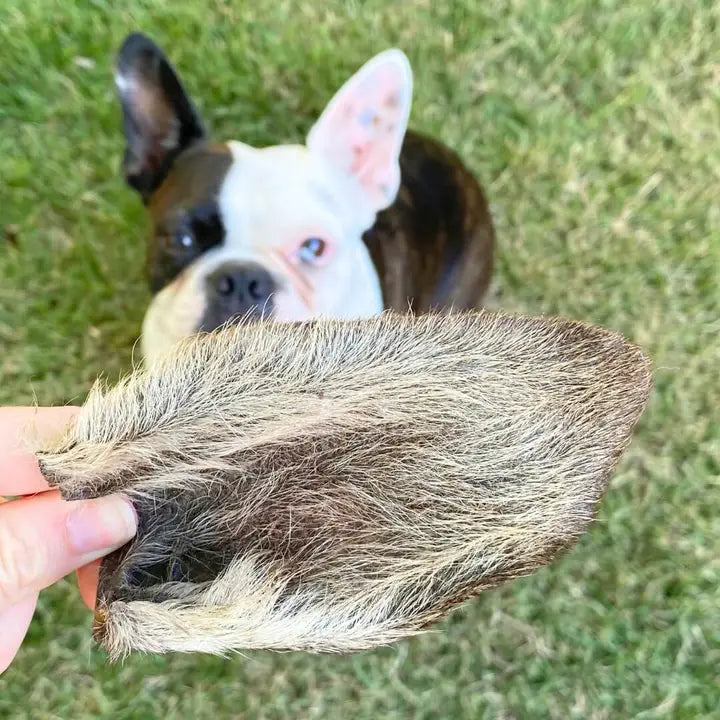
[114,33,495,361]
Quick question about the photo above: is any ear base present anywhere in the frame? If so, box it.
[307,49,413,214]
[115,33,206,199]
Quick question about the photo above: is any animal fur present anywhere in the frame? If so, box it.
[36,312,651,660]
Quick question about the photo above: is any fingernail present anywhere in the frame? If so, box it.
[66,495,137,555]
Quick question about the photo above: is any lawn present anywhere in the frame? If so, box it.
[0,0,718,717]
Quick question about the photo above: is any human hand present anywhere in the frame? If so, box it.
[0,406,137,673]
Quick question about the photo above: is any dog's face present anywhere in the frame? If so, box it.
[115,34,412,361]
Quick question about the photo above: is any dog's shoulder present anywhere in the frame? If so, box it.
[363,130,494,312]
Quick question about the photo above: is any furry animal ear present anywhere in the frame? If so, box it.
[36,312,651,660]
[115,33,206,199]
[307,50,412,214]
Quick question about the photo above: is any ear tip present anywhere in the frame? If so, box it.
[372,48,413,83]
[118,32,155,54]
[117,32,164,69]
[377,47,410,64]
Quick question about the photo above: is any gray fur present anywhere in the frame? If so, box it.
[36,312,651,660]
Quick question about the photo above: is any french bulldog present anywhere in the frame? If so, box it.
[115,33,495,361]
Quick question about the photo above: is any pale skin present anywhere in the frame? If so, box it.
[0,407,137,674]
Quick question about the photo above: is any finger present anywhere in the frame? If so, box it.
[0,407,79,496]
[77,560,101,610]
[0,594,37,675]
[0,491,136,610]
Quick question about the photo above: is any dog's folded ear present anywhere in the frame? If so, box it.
[307,50,413,215]
[37,312,651,660]
[115,33,206,199]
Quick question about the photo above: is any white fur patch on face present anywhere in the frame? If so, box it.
[217,142,383,320]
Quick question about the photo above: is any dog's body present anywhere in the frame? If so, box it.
[363,130,494,314]
[115,35,494,360]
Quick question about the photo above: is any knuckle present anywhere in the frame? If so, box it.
[0,522,46,605]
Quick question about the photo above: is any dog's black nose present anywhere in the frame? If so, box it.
[212,263,274,304]
[201,262,275,330]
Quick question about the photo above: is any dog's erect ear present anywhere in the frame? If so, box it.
[307,50,412,214]
[115,33,206,199]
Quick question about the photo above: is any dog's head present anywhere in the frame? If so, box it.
[115,34,412,361]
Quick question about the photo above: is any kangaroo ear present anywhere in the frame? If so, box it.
[307,50,412,214]
[115,33,206,200]
[36,313,651,661]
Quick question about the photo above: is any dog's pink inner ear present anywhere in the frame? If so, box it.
[307,51,412,213]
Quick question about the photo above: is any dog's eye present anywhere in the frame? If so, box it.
[172,230,195,249]
[298,237,326,264]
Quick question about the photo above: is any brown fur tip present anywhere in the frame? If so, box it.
[92,607,108,639]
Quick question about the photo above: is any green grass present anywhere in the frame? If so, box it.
[1,0,718,717]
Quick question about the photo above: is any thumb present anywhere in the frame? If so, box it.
[0,491,136,610]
